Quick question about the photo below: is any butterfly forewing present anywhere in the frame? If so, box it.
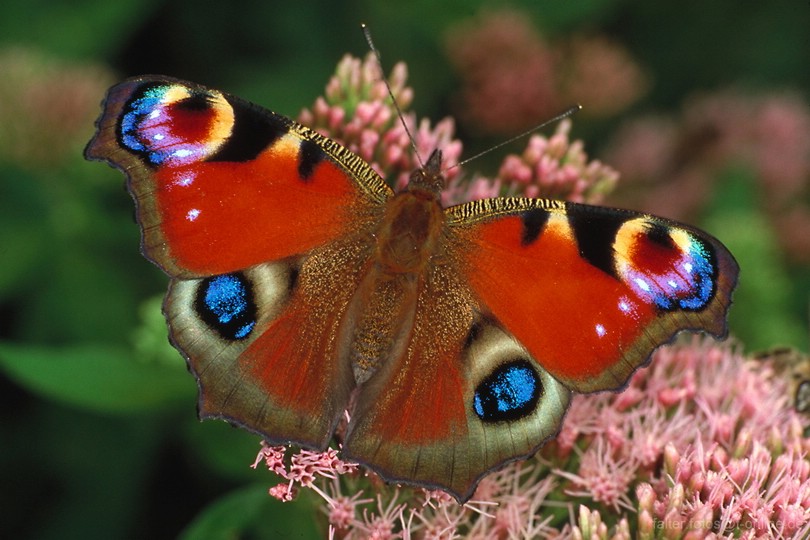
[447,198,738,393]
[85,77,392,278]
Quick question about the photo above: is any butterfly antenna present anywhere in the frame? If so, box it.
[362,23,425,169]
[446,104,583,173]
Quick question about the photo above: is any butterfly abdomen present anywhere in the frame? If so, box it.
[341,269,418,385]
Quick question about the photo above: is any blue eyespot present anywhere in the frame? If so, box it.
[195,273,256,340]
[673,241,714,310]
[474,360,541,422]
[624,235,717,312]
[119,84,215,166]
[120,86,168,156]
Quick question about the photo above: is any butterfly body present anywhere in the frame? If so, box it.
[86,75,738,502]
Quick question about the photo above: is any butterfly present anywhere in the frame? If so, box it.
[85,75,738,503]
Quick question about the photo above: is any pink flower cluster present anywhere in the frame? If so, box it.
[442,119,618,206]
[299,53,463,191]
[556,339,810,539]
[500,119,618,203]
[251,443,359,504]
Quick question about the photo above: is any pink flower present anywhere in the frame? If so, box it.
[555,437,638,512]
[251,442,287,476]
[299,53,462,190]
[0,47,113,167]
[445,9,557,135]
[444,9,647,135]
[327,491,373,531]
[558,34,649,118]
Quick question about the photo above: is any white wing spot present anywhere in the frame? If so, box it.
[634,277,651,292]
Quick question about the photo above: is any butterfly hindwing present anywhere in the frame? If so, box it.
[164,237,373,448]
[447,198,739,393]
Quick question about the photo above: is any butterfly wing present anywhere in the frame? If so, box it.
[86,76,392,277]
[86,77,393,448]
[446,198,739,393]
[164,238,373,448]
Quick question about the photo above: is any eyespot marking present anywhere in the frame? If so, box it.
[473,360,542,422]
[194,273,257,340]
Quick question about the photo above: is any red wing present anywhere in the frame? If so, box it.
[447,198,739,393]
[164,236,372,450]
[85,76,392,278]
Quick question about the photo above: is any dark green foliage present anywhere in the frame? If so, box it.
[1,0,808,537]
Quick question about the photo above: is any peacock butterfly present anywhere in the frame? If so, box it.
[85,69,738,502]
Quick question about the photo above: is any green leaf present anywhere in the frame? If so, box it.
[179,485,321,540]
[0,341,194,413]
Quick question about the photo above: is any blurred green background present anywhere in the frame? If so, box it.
[1,1,809,538]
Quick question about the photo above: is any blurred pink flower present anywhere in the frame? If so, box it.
[558,35,649,119]
[445,9,647,135]
[445,9,557,135]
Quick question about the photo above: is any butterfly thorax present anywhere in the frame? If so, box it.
[375,187,445,275]
[372,149,446,275]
